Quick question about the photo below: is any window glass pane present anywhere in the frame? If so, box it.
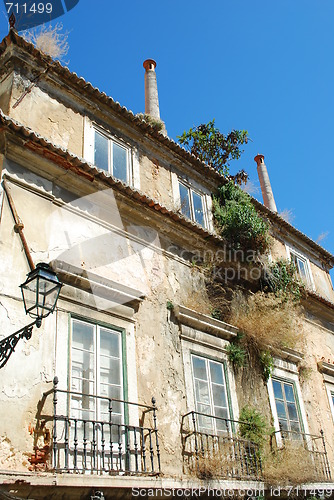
[287,403,298,421]
[284,384,296,403]
[272,380,283,399]
[209,361,224,385]
[275,400,287,419]
[197,404,214,431]
[72,349,94,377]
[290,420,301,435]
[195,379,210,405]
[113,142,127,182]
[94,131,109,171]
[100,357,121,385]
[179,183,191,219]
[297,258,307,281]
[278,419,288,431]
[192,356,208,381]
[214,406,229,424]
[211,384,227,408]
[192,191,204,226]
[72,321,94,352]
[290,253,298,267]
[100,329,120,358]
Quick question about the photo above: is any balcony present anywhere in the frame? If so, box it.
[36,377,161,475]
[181,411,263,481]
[270,428,331,482]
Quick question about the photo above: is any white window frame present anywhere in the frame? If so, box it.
[326,385,334,423]
[83,119,134,185]
[180,326,239,431]
[286,245,315,290]
[177,179,208,228]
[70,317,124,425]
[191,353,231,434]
[267,362,310,447]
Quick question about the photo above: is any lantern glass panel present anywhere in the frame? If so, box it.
[21,264,62,319]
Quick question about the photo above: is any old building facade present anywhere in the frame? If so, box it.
[0,29,334,498]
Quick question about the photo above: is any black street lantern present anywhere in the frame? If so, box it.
[0,263,62,369]
[20,263,62,323]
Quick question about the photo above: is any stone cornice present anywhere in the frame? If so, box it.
[174,304,238,341]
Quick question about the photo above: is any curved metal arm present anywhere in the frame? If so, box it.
[0,318,41,369]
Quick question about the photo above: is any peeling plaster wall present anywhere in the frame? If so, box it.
[9,73,84,156]
[139,154,174,208]
[0,72,13,114]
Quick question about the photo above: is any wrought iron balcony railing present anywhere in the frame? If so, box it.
[40,377,161,475]
[271,427,331,481]
[181,411,262,480]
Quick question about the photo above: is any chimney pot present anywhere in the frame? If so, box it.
[143,59,157,71]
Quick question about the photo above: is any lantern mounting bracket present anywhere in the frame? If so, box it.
[0,318,41,369]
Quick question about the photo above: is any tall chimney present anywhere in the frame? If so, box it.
[254,154,277,212]
[143,59,161,120]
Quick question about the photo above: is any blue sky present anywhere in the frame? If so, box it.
[0,1,333,268]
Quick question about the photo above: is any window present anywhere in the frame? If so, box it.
[287,247,313,288]
[271,378,302,439]
[94,128,130,183]
[178,181,206,227]
[70,318,124,427]
[326,387,334,423]
[191,355,230,434]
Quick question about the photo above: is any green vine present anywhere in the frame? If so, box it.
[259,350,274,382]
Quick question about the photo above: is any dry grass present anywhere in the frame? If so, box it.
[23,23,69,61]
[263,442,322,486]
[278,208,295,224]
[183,291,211,316]
[189,445,234,480]
[228,291,303,354]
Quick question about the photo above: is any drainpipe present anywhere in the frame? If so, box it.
[254,154,277,212]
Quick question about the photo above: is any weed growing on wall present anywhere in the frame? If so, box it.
[213,181,270,254]
[239,406,268,451]
[263,258,304,301]
[136,113,165,132]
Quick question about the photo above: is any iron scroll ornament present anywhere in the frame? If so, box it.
[0,318,41,369]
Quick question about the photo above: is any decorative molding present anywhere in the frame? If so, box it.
[318,361,334,378]
[279,347,304,364]
[174,304,238,341]
[51,260,145,310]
